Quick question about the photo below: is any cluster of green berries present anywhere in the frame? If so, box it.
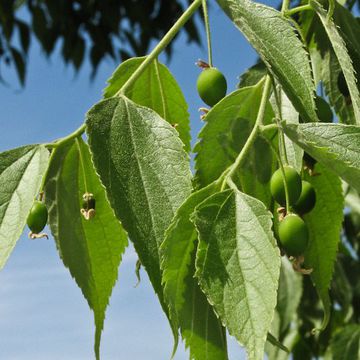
[196,63,227,107]
[270,165,316,257]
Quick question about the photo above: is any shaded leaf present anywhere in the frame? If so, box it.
[44,139,128,360]
[322,50,356,125]
[193,189,281,360]
[194,82,275,206]
[303,163,344,330]
[10,47,25,85]
[217,0,317,122]
[0,145,49,269]
[104,57,191,152]
[238,61,267,88]
[86,95,192,349]
[328,325,360,360]
[161,181,228,360]
[310,0,360,124]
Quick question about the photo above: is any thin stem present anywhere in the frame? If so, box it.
[271,78,289,165]
[46,123,86,149]
[285,4,312,16]
[263,135,291,214]
[116,0,202,96]
[39,146,58,193]
[202,0,213,67]
[260,123,278,134]
[225,75,272,183]
[281,0,291,14]
[76,138,89,193]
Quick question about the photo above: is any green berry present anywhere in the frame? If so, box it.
[294,181,316,214]
[197,67,227,107]
[270,166,302,206]
[315,95,333,123]
[278,214,309,256]
[27,200,48,234]
[337,72,350,97]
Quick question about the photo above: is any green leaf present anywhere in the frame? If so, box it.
[303,163,344,330]
[194,83,275,206]
[273,89,303,173]
[86,95,192,350]
[10,47,26,86]
[44,139,128,360]
[282,122,360,193]
[103,57,191,152]
[161,181,228,360]
[266,258,302,357]
[0,145,49,269]
[328,325,360,360]
[276,258,303,336]
[193,189,281,360]
[310,0,360,124]
[216,0,317,122]
[238,61,267,88]
[322,50,356,125]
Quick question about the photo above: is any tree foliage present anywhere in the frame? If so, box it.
[0,0,201,85]
[1,0,360,359]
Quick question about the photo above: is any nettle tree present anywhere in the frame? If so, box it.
[1,0,360,359]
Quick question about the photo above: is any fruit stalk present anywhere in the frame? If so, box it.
[116,0,203,96]
[226,75,272,183]
[202,0,213,67]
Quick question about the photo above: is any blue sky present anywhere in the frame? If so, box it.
[0,2,267,359]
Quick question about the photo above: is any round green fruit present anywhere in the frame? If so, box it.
[294,181,316,214]
[270,166,302,206]
[337,72,350,97]
[315,95,333,123]
[27,200,48,234]
[278,214,309,256]
[197,67,227,107]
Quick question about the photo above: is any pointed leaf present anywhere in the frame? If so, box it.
[329,325,360,360]
[86,95,192,347]
[282,122,360,193]
[194,83,275,206]
[303,163,344,330]
[266,258,302,360]
[104,57,191,152]
[193,189,281,360]
[322,50,356,125]
[44,139,128,359]
[216,0,317,122]
[161,182,228,360]
[279,91,303,173]
[238,62,267,88]
[0,145,49,269]
[310,0,360,124]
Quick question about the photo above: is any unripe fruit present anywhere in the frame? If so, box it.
[197,67,227,107]
[337,72,350,97]
[270,166,302,206]
[278,214,309,256]
[27,200,48,234]
[294,181,316,214]
[315,95,333,123]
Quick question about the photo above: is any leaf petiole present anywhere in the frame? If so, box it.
[225,75,272,185]
[116,0,202,96]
